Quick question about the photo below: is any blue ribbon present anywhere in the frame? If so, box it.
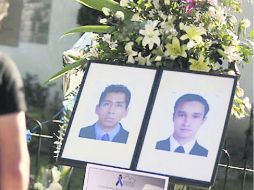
[26,129,32,143]
[116,174,123,187]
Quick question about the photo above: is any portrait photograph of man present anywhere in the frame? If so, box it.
[155,93,209,157]
[60,62,157,168]
[79,84,131,144]
[136,69,236,184]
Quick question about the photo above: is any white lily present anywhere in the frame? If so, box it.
[140,20,161,50]
[125,42,138,63]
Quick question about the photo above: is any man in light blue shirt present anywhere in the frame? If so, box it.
[79,84,131,144]
[156,93,209,157]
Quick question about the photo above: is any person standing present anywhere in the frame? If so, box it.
[0,52,30,189]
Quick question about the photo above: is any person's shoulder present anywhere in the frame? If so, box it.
[119,124,129,135]
[79,124,96,138]
[0,52,22,83]
[0,52,18,72]
[79,124,95,132]
[193,141,208,157]
[155,137,170,150]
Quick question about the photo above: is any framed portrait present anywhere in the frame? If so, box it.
[83,164,169,190]
[136,69,237,187]
[59,61,157,168]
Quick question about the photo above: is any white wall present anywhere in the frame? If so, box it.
[0,0,80,84]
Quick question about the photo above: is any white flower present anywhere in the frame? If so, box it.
[109,41,118,49]
[152,0,160,9]
[227,70,236,76]
[148,10,156,18]
[34,182,44,190]
[99,18,108,24]
[120,0,131,7]
[51,167,61,182]
[102,7,111,16]
[236,85,244,97]
[158,11,167,21]
[135,52,151,65]
[125,42,138,63]
[160,15,175,34]
[208,0,217,5]
[186,40,196,49]
[226,29,239,44]
[102,34,111,43]
[47,182,62,190]
[115,11,125,21]
[208,6,226,25]
[87,46,99,58]
[164,0,170,5]
[228,15,237,25]
[131,13,142,21]
[224,45,242,62]
[243,97,252,110]
[91,33,99,47]
[101,34,118,49]
[140,20,161,50]
[240,19,251,29]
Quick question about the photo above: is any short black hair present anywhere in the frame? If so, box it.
[99,84,131,108]
[174,94,209,117]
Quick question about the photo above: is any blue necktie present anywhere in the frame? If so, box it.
[175,146,185,153]
[101,133,110,141]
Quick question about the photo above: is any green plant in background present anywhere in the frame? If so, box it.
[24,73,62,122]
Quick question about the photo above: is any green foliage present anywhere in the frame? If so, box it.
[45,59,87,83]
[76,0,133,19]
[24,73,62,121]
[62,25,115,37]
[77,5,104,26]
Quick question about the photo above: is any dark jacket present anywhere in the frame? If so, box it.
[155,137,208,157]
[79,123,129,144]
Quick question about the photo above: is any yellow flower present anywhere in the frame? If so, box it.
[164,37,187,60]
[189,54,210,72]
[180,23,206,44]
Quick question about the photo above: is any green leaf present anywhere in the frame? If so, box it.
[249,28,254,39]
[75,0,133,19]
[44,59,86,84]
[61,25,114,37]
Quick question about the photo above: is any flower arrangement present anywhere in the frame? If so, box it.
[53,0,254,119]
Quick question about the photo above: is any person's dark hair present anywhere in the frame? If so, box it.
[174,94,209,117]
[99,84,131,108]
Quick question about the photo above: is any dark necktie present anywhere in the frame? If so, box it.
[174,146,185,153]
[101,133,110,141]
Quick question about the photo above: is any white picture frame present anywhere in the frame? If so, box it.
[59,61,157,168]
[136,69,236,187]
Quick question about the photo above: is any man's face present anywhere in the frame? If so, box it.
[172,101,206,143]
[96,92,129,130]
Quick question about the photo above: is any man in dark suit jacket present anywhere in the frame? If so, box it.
[79,123,129,144]
[156,137,208,157]
[79,84,131,144]
[155,94,209,157]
